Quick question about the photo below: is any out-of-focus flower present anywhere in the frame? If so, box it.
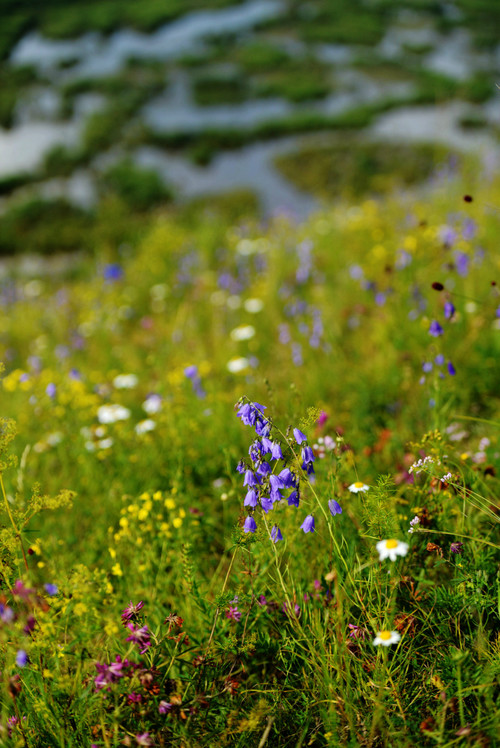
[244,298,264,313]
[450,542,463,554]
[135,419,156,435]
[230,325,256,341]
[444,301,455,319]
[113,374,138,389]
[143,394,162,414]
[97,404,131,424]
[227,357,250,373]
[429,320,444,337]
[44,583,58,596]
[16,650,28,667]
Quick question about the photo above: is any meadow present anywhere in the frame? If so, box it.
[0,148,498,747]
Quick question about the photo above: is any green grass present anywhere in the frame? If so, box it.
[192,71,249,107]
[0,159,499,745]
[274,139,456,199]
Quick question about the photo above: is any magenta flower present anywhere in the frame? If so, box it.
[121,600,144,624]
[126,623,151,653]
[348,624,366,640]
[159,701,172,714]
[135,734,153,747]
[226,606,241,621]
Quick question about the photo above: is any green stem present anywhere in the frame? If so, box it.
[0,471,29,572]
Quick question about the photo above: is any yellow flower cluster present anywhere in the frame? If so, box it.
[110,489,188,551]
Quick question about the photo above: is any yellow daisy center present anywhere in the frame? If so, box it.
[379,631,392,640]
[385,539,399,549]
[354,481,364,488]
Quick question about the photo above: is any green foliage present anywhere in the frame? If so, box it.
[0,198,90,255]
[101,159,173,211]
[275,139,454,199]
[361,475,399,539]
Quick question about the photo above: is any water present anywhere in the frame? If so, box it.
[11,0,286,77]
[3,0,500,219]
[133,139,319,220]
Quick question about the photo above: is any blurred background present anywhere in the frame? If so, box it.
[0,0,499,258]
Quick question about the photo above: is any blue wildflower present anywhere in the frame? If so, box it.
[261,436,273,455]
[301,515,315,533]
[44,583,58,596]
[255,419,271,437]
[287,490,299,507]
[422,362,433,373]
[244,490,259,507]
[243,470,262,488]
[455,252,469,277]
[243,516,257,533]
[279,468,296,488]
[444,301,455,319]
[301,446,315,464]
[103,263,123,282]
[293,428,308,445]
[270,441,283,460]
[328,499,342,516]
[429,320,444,337]
[16,650,28,667]
[256,461,271,476]
[435,354,445,365]
[271,525,283,543]
[260,496,273,513]
[447,361,456,376]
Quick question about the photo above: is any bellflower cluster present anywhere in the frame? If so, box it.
[236,399,319,540]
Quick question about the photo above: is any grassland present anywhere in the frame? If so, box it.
[0,155,498,745]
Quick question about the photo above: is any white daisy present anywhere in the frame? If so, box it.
[348,481,370,493]
[135,419,156,435]
[226,357,250,373]
[230,325,255,342]
[244,298,264,313]
[143,394,162,415]
[97,404,131,424]
[113,374,138,389]
[373,630,401,647]
[376,539,409,562]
